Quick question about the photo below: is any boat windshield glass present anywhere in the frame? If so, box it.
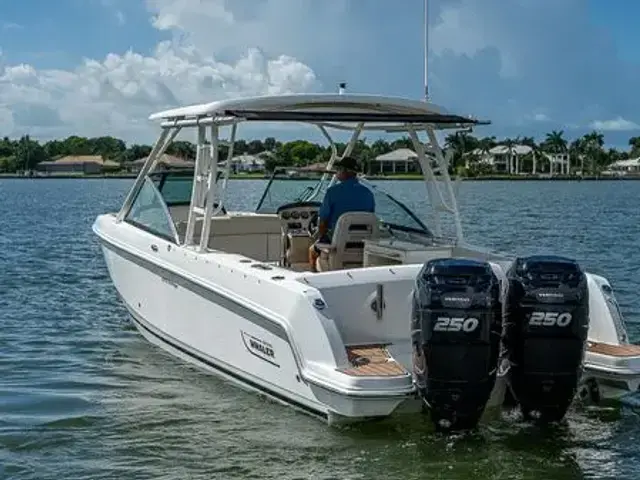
[361,179,430,235]
[150,169,221,206]
[125,176,178,242]
[255,168,328,213]
[255,169,430,236]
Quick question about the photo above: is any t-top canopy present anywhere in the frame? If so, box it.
[149,93,488,128]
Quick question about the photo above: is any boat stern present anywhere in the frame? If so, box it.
[303,344,417,423]
[582,342,640,403]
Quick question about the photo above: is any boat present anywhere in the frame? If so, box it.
[93,93,640,429]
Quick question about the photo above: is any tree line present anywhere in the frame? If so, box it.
[1,130,639,175]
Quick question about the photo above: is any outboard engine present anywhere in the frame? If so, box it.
[503,255,590,422]
[411,258,503,431]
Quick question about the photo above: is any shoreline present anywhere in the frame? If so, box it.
[0,173,637,181]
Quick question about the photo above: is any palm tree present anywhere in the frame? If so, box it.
[629,136,640,157]
[544,130,568,152]
[500,137,522,174]
[569,138,585,175]
[474,136,496,169]
[444,131,475,170]
[478,136,497,153]
[519,136,538,174]
[582,131,604,175]
[543,130,568,175]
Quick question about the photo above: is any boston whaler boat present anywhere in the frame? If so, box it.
[94,93,640,429]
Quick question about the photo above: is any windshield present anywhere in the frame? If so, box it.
[361,180,430,235]
[255,170,430,236]
[256,168,328,213]
[150,169,222,206]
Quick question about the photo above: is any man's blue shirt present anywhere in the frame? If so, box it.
[318,177,375,236]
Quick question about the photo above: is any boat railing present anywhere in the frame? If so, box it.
[116,99,485,249]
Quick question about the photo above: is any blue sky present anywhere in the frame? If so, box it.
[1,0,640,148]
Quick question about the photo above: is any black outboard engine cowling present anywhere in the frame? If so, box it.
[503,255,590,422]
[411,258,503,431]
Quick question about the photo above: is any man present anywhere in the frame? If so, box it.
[308,156,375,271]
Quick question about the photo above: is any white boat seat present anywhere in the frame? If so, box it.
[176,213,281,238]
[175,213,282,261]
[316,212,379,271]
[285,232,313,266]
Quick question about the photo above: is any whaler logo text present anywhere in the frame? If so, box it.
[241,331,279,367]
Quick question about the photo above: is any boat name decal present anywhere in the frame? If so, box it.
[241,331,279,367]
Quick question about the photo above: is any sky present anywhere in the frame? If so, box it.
[1,0,640,148]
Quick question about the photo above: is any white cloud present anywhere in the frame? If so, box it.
[2,22,23,31]
[0,106,14,132]
[3,0,640,146]
[430,3,517,77]
[145,0,357,61]
[590,117,640,131]
[149,0,234,30]
[0,0,320,142]
[427,0,640,143]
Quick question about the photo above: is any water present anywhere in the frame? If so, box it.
[1,178,639,479]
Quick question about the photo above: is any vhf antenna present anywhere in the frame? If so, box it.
[423,0,429,102]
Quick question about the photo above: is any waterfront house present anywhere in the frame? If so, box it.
[373,148,420,174]
[36,155,120,174]
[604,157,640,175]
[127,154,194,172]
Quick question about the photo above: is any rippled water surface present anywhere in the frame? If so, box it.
[1,178,640,479]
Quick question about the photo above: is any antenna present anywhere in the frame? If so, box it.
[423,0,429,102]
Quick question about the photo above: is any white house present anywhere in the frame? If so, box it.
[489,145,532,174]
[544,153,571,175]
[128,154,194,173]
[466,145,532,173]
[373,148,419,174]
[228,154,266,173]
[605,157,640,175]
[466,145,570,175]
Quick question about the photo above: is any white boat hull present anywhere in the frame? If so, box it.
[96,224,640,426]
[100,240,328,417]
[97,229,419,423]
[93,91,640,430]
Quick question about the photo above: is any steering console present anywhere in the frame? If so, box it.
[276,201,321,237]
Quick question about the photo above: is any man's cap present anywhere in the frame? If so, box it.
[333,156,361,172]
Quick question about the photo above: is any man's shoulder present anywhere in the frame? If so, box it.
[355,181,374,197]
[324,183,340,198]
[329,178,372,196]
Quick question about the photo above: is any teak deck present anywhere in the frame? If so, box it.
[587,342,640,357]
[340,345,408,377]
[337,343,640,377]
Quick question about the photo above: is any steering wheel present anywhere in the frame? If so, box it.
[307,211,319,237]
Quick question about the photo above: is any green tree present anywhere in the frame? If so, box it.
[277,140,322,167]
[14,135,47,170]
[91,136,126,160]
[246,140,264,154]
[445,131,476,170]
[543,130,568,153]
[628,136,640,157]
[581,131,605,174]
[167,140,196,159]
[263,137,278,151]
[123,144,153,162]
